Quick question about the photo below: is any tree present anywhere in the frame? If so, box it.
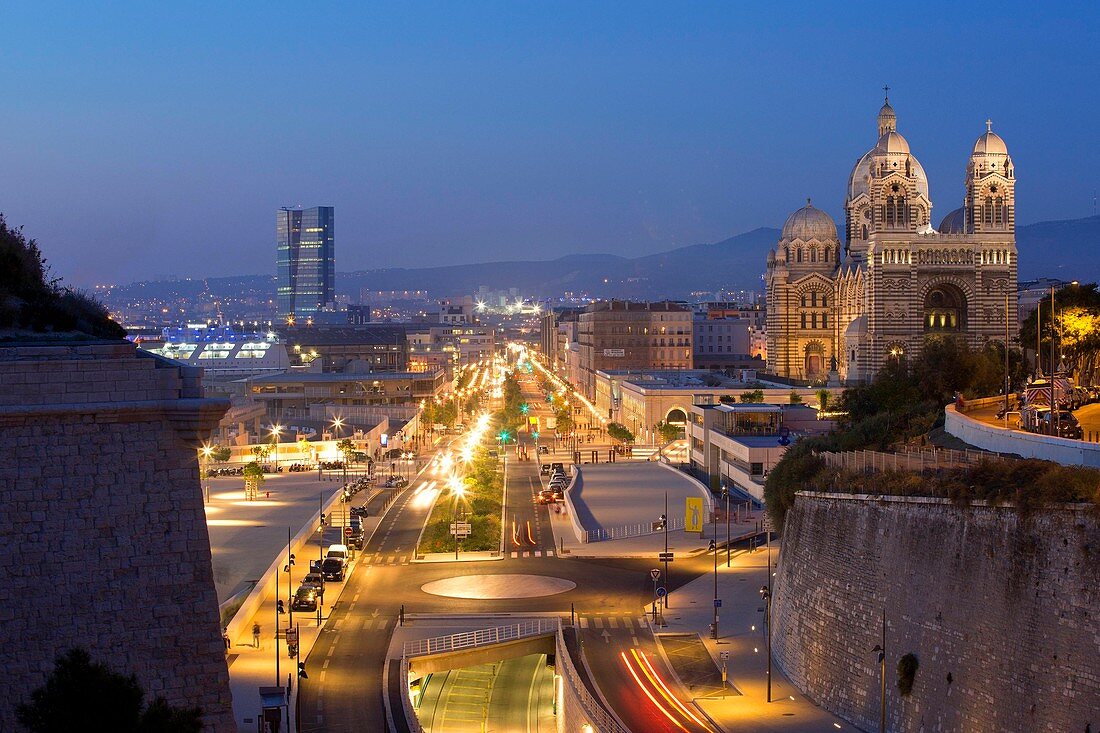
[656,421,682,443]
[17,648,203,733]
[740,389,765,403]
[815,389,831,413]
[250,444,271,462]
[210,445,232,463]
[297,437,312,461]
[336,438,356,464]
[606,422,635,444]
[242,461,265,496]
[789,390,803,405]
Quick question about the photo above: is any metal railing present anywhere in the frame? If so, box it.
[819,446,1012,474]
[556,629,630,733]
[402,618,559,658]
[585,515,685,543]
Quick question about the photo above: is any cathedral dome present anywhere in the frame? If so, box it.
[875,130,910,155]
[781,201,838,242]
[938,207,965,234]
[972,122,1008,156]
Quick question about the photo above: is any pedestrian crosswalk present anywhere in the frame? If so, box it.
[366,553,409,565]
[509,549,555,559]
[578,615,647,630]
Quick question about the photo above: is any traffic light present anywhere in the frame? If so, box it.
[532,431,540,440]
[520,403,529,415]
[499,430,510,442]
[277,600,286,614]
[298,662,308,679]
[320,513,327,526]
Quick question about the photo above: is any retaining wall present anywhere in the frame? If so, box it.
[772,491,1099,733]
[0,342,234,731]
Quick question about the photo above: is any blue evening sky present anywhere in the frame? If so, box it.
[1,1,1097,286]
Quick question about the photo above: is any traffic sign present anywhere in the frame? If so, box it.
[344,527,353,537]
[655,586,667,598]
[450,521,472,537]
[719,651,730,661]
[714,599,722,608]
[659,552,674,562]
[285,628,298,646]
[650,569,661,580]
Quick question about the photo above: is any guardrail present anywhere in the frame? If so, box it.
[402,618,559,658]
[586,515,686,543]
[819,446,1011,473]
[556,628,630,733]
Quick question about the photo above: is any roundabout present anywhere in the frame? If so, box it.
[420,573,577,599]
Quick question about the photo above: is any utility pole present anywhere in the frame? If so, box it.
[1005,292,1011,420]
[724,485,730,567]
[1050,286,1057,435]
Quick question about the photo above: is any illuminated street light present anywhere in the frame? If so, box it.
[270,424,284,471]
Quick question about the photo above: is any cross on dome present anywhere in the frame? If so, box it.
[883,84,890,102]
[986,118,993,132]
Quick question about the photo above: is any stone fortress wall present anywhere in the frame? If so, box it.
[772,492,1098,733]
[0,341,234,731]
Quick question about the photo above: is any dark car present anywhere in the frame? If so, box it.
[537,446,549,455]
[322,556,347,581]
[291,586,318,611]
[540,464,551,475]
[551,462,565,473]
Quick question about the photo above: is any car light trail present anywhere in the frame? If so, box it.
[619,651,688,732]
[525,520,535,545]
[633,649,714,732]
[512,518,521,547]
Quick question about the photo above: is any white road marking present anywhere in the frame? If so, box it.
[607,617,618,629]
[534,551,542,557]
[591,617,603,629]
[579,618,589,629]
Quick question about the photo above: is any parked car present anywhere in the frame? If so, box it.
[292,585,319,611]
[322,556,347,581]
[301,572,324,592]
[537,489,556,504]
[540,463,551,475]
[537,445,549,455]
[551,462,565,473]
[326,544,350,562]
[551,487,564,501]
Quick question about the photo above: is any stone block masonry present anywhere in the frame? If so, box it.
[0,341,234,731]
[772,492,1099,733]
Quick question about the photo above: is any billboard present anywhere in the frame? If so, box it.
[685,497,704,533]
[602,348,625,357]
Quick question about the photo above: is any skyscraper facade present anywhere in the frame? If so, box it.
[277,206,335,322]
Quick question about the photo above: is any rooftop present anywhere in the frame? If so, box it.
[246,369,443,385]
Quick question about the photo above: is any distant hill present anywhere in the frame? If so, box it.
[1015,214,1100,281]
[340,227,780,299]
[108,214,1100,305]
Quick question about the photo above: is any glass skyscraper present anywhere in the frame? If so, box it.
[277,206,335,322]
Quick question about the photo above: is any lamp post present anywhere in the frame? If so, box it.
[723,485,730,567]
[759,584,772,702]
[271,424,284,471]
[200,444,213,504]
[662,491,669,608]
[452,480,465,560]
[710,538,718,639]
[871,608,887,733]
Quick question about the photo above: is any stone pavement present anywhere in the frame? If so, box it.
[650,542,860,732]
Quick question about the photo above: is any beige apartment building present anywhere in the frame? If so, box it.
[575,301,693,399]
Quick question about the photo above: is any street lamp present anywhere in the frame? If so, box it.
[451,479,466,560]
[270,424,284,471]
[331,416,344,439]
[759,585,772,702]
[200,444,213,503]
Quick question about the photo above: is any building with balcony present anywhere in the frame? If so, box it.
[688,402,792,500]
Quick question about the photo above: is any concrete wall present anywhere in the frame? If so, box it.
[772,491,1099,733]
[0,342,234,731]
[945,404,1100,467]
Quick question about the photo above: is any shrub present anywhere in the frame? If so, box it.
[897,653,919,696]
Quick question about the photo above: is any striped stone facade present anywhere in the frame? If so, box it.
[766,99,1018,383]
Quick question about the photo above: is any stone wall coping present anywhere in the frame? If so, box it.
[0,396,229,419]
[793,490,1095,513]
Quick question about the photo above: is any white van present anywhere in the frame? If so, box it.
[326,544,349,562]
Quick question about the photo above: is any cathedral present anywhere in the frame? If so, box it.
[765,95,1018,383]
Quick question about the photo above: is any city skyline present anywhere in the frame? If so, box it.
[1,3,1098,287]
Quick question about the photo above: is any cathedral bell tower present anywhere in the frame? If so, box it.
[965,120,1015,233]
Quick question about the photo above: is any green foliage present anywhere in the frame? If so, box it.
[17,648,203,733]
[656,421,682,443]
[897,653,919,696]
[606,422,635,443]
[739,389,765,403]
[210,445,232,463]
[250,444,271,461]
[419,448,504,553]
[816,389,831,412]
[336,438,356,461]
[242,461,265,486]
[1020,282,1100,382]
[0,214,126,340]
[789,390,803,404]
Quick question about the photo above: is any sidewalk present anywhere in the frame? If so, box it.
[225,511,381,731]
[650,542,859,732]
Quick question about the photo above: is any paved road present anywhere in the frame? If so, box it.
[416,653,554,732]
[294,367,717,732]
[572,462,706,534]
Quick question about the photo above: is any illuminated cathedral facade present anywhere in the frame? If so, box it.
[765,96,1018,383]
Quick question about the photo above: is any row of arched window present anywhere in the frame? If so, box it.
[793,247,835,263]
